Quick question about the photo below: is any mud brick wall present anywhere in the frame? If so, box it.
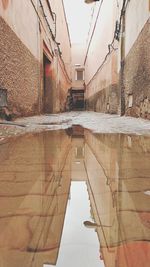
[86,51,119,114]
[0,16,40,116]
[86,83,119,114]
[123,19,150,119]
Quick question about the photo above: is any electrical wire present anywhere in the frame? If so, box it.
[86,3,96,48]
[39,0,72,82]
[30,0,71,83]
[30,0,53,53]
[86,0,128,87]
[84,0,104,65]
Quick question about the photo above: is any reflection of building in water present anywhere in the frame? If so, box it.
[84,130,150,267]
[0,131,71,267]
[0,128,150,267]
[71,125,86,182]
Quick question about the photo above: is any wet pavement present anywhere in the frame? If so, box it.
[1,112,150,143]
[0,123,150,267]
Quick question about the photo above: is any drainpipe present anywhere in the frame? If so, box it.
[36,0,41,114]
[119,0,127,116]
[52,12,57,39]
[85,0,100,3]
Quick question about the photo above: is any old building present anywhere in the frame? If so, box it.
[0,130,72,266]
[84,0,118,114]
[69,44,85,110]
[85,130,150,267]
[0,0,149,119]
[0,0,71,117]
[65,43,85,111]
[84,0,150,119]
[118,0,150,118]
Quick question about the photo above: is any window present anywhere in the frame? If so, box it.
[75,146,84,159]
[76,70,84,81]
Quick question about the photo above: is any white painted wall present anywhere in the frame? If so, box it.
[0,0,40,59]
[84,0,116,85]
[71,43,85,88]
[49,0,71,79]
[63,0,96,44]
[125,0,150,56]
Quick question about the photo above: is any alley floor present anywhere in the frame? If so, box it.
[0,112,150,142]
[0,0,150,266]
[0,111,150,267]
[0,113,150,267]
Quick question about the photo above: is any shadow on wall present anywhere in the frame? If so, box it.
[65,88,85,111]
[86,84,119,114]
[0,88,12,120]
[43,54,53,114]
[2,0,9,9]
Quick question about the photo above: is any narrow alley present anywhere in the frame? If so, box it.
[0,1,150,267]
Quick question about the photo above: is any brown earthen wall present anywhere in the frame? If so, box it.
[0,16,40,116]
[53,59,71,113]
[86,84,119,114]
[58,71,71,112]
[123,19,150,119]
[86,50,119,114]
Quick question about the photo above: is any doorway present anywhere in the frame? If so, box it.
[43,53,53,113]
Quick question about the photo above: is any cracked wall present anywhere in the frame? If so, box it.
[123,19,150,119]
[0,16,40,116]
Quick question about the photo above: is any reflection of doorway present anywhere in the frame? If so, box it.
[72,89,85,110]
[43,53,53,113]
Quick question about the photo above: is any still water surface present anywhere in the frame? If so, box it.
[0,127,150,267]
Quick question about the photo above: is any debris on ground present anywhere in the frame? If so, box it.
[0,112,150,142]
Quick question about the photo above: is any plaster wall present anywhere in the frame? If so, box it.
[84,0,115,84]
[84,0,119,113]
[71,43,85,89]
[0,0,40,59]
[49,0,71,79]
[125,0,150,57]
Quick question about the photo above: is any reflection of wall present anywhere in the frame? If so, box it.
[84,130,150,267]
[0,131,71,267]
[84,132,119,250]
[71,137,87,181]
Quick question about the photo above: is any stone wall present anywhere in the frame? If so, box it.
[123,19,150,119]
[0,0,72,117]
[86,83,118,114]
[86,50,119,114]
[0,16,40,116]
[42,55,71,114]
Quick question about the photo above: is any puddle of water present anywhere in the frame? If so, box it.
[49,181,104,267]
[144,191,150,196]
[0,128,150,267]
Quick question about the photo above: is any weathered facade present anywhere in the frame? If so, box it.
[119,0,150,118]
[0,0,149,119]
[0,0,71,117]
[85,0,150,119]
[0,130,72,266]
[71,43,85,90]
[65,43,85,111]
[84,130,150,267]
[85,0,119,114]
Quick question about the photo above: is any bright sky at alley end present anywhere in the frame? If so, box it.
[63,0,97,44]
